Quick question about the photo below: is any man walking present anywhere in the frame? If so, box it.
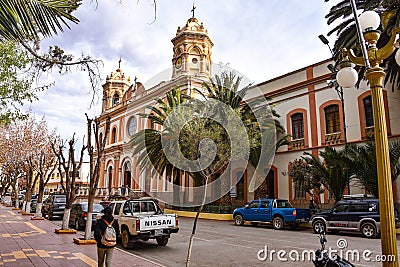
[94,206,120,267]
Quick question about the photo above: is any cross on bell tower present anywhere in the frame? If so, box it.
[191,3,196,18]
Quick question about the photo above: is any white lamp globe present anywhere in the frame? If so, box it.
[337,67,358,88]
[359,11,380,31]
[395,49,400,66]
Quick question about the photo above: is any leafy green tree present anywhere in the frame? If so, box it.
[0,41,47,124]
[325,0,400,90]
[345,140,400,197]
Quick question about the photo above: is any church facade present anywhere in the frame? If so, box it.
[95,15,400,208]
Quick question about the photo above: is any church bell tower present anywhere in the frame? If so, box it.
[171,7,213,79]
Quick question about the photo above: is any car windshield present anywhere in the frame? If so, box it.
[81,203,104,212]
[54,196,66,203]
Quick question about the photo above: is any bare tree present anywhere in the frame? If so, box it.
[34,131,61,218]
[83,114,111,240]
[52,134,87,230]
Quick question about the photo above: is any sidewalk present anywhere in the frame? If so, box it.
[0,204,162,267]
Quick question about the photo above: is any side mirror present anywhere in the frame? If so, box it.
[245,205,249,209]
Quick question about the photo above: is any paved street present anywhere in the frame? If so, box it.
[42,210,400,266]
[112,217,400,267]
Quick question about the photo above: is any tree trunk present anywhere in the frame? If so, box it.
[84,191,96,240]
[186,176,208,267]
[61,208,71,230]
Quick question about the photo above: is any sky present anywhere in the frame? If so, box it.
[29,0,342,143]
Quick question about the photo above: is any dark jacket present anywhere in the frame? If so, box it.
[94,214,120,248]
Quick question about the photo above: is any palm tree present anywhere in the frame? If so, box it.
[202,71,288,207]
[325,0,400,90]
[130,88,189,205]
[0,0,80,42]
[345,139,400,197]
[303,147,348,202]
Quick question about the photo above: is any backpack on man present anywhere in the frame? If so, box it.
[101,219,117,246]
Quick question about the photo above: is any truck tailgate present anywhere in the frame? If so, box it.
[140,215,177,231]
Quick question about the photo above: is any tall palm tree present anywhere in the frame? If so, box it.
[0,0,80,42]
[345,139,400,197]
[130,88,189,204]
[201,71,288,207]
[325,0,400,90]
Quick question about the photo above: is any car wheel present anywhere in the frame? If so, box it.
[361,222,377,238]
[75,220,80,230]
[312,220,326,234]
[156,236,169,246]
[273,217,284,230]
[234,214,244,226]
[121,229,133,249]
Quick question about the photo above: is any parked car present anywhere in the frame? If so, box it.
[30,199,38,212]
[108,198,179,248]
[41,194,66,220]
[310,194,399,238]
[69,202,104,230]
[233,198,311,230]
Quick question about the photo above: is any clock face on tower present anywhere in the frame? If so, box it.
[127,116,137,136]
[176,57,182,69]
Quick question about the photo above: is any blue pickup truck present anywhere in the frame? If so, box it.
[233,199,311,230]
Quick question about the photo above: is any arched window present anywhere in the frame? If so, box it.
[324,105,340,134]
[291,113,304,140]
[112,93,120,106]
[111,127,117,143]
[363,96,374,127]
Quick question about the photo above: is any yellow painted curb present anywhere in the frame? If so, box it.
[55,229,77,234]
[164,208,233,221]
[73,238,97,245]
[31,217,45,220]
[12,208,21,210]
[21,212,35,216]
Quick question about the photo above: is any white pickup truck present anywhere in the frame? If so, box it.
[107,198,179,248]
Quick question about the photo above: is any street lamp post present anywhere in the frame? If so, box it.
[319,34,350,194]
[336,5,400,266]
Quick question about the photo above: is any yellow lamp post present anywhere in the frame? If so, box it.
[336,8,399,267]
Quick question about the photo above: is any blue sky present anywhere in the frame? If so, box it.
[30,0,341,142]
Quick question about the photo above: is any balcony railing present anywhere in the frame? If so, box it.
[365,126,374,139]
[74,187,144,199]
[325,132,341,145]
[289,138,305,150]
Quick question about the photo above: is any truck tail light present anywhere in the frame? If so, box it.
[136,220,140,231]
[176,216,179,227]
[293,210,297,216]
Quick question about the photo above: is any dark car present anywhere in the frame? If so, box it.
[41,194,66,220]
[310,194,399,238]
[30,199,37,212]
[69,202,104,230]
